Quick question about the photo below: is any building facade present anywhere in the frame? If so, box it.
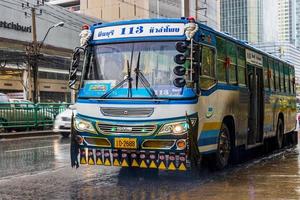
[277,0,297,45]
[220,0,263,43]
[47,0,80,12]
[50,0,220,30]
[0,0,98,102]
[296,0,300,49]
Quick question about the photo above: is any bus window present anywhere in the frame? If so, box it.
[216,36,227,82]
[263,57,269,90]
[200,46,216,89]
[279,62,284,92]
[274,61,280,92]
[237,46,246,85]
[286,65,292,94]
[268,59,274,91]
[284,64,290,93]
[227,41,237,84]
[290,67,295,94]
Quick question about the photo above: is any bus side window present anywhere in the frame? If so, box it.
[279,62,284,92]
[263,57,269,90]
[274,61,279,92]
[284,64,290,94]
[290,67,295,94]
[287,66,291,94]
[227,41,237,84]
[268,59,275,91]
[216,36,227,82]
[237,46,246,85]
[200,46,216,89]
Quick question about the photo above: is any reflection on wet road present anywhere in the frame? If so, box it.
[0,136,300,199]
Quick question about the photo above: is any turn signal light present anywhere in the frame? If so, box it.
[176,139,186,150]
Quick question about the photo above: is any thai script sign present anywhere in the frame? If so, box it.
[246,49,263,66]
[93,23,185,40]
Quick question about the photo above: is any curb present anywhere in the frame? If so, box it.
[0,130,59,139]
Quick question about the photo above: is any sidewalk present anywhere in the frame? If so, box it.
[0,130,58,139]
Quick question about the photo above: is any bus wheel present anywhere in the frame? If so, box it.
[275,118,284,149]
[214,123,231,170]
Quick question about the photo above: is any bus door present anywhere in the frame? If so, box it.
[247,65,264,145]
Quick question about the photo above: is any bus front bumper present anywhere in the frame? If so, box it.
[74,132,189,170]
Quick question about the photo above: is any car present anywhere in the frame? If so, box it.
[0,94,54,132]
[9,99,35,108]
[53,105,76,137]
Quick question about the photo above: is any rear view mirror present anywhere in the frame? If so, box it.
[69,47,83,89]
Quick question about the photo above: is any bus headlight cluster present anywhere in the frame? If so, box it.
[158,121,190,135]
[75,118,96,133]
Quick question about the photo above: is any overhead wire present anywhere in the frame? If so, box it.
[1,0,83,31]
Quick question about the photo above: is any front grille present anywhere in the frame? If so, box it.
[97,123,157,135]
[61,117,71,121]
[100,107,154,117]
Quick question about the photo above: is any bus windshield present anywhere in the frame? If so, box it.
[83,41,195,99]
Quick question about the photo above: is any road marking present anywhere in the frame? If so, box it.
[4,144,69,153]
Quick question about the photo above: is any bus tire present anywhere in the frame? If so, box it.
[275,118,284,149]
[214,123,231,170]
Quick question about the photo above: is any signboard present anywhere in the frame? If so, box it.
[246,49,263,66]
[93,23,185,40]
[0,21,31,33]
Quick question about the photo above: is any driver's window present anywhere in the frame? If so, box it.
[200,46,216,90]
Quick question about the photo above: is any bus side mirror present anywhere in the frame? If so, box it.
[69,48,82,89]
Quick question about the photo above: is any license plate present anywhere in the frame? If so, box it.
[114,138,137,149]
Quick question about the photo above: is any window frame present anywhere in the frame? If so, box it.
[216,36,227,83]
[237,46,247,86]
[199,43,217,90]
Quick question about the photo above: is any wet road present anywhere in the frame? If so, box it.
[0,136,300,200]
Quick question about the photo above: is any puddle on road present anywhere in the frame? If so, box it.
[0,137,300,200]
[0,136,70,178]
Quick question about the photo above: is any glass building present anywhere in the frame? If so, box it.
[296,0,300,49]
[220,0,263,43]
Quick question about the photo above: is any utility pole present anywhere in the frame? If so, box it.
[23,1,44,103]
[181,0,190,17]
[31,7,39,103]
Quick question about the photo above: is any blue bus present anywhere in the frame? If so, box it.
[69,17,297,170]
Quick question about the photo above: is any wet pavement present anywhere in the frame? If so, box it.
[0,136,300,200]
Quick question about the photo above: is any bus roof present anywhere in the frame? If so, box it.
[90,18,294,68]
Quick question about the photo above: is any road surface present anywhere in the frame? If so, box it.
[0,135,299,200]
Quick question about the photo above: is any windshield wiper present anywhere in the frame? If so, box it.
[127,60,133,98]
[100,59,132,99]
[134,52,157,98]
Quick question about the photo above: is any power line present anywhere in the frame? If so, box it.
[0,1,80,32]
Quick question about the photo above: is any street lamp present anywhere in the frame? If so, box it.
[39,21,64,49]
[30,21,64,103]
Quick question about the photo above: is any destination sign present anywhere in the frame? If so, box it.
[93,23,185,40]
[246,49,263,66]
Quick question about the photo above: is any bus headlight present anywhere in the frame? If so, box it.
[75,118,96,133]
[158,121,189,135]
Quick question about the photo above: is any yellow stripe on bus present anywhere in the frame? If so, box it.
[202,122,222,131]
